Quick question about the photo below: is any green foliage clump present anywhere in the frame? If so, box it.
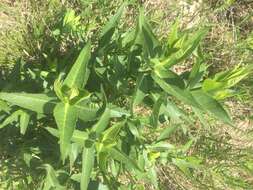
[0,2,253,190]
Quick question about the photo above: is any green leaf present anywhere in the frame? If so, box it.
[127,119,144,140]
[214,64,253,87]
[0,92,57,114]
[42,164,66,190]
[158,29,207,68]
[160,99,193,124]
[53,102,78,162]
[150,95,164,128]
[172,157,201,177]
[20,110,30,135]
[157,124,179,142]
[167,19,179,48]
[152,73,201,109]
[0,100,10,113]
[23,152,33,167]
[108,104,130,118]
[71,100,100,122]
[134,8,160,57]
[152,64,185,88]
[45,127,89,145]
[69,130,89,144]
[149,141,175,152]
[191,89,232,125]
[0,110,20,129]
[64,42,91,89]
[180,139,195,153]
[187,58,208,89]
[131,73,148,111]
[45,127,60,138]
[101,121,125,144]
[71,173,81,182]
[0,109,30,134]
[75,101,101,122]
[98,152,109,173]
[81,146,95,190]
[54,79,66,102]
[0,92,100,122]
[148,167,158,188]
[109,148,142,172]
[99,2,126,48]
[122,28,136,48]
[55,79,91,104]
[96,121,126,153]
[203,64,253,99]
[202,79,226,95]
[70,143,81,169]
[92,108,111,135]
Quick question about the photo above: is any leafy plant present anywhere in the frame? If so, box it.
[0,3,252,190]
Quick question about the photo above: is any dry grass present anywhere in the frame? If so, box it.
[0,0,30,66]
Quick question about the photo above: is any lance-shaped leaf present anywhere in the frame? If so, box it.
[64,42,91,89]
[0,92,100,122]
[92,108,111,135]
[158,29,207,69]
[53,102,78,162]
[187,59,207,89]
[153,63,185,88]
[99,2,126,48]
[0,92,57,114]
[96,121,126,152]
[0,109,30,134]
[81,146,95,190]
[152,73,202,109]
[97,152,109,173]
[202,64,253,99]
[109,148,142,172]
[127,119,143,140]
[101,121,125,144]
[20,110,30,135]
[150,95,164,128]
[42,164,66,190]
[134,8,160,57]
[70,143,82,169]
[167,19,179,48]
[0,110,20,129]
[131,73,149,112]
[191,89,232,125]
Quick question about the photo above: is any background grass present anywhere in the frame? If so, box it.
[0,0,253,189]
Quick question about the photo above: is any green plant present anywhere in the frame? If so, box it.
[0,3,252,190]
